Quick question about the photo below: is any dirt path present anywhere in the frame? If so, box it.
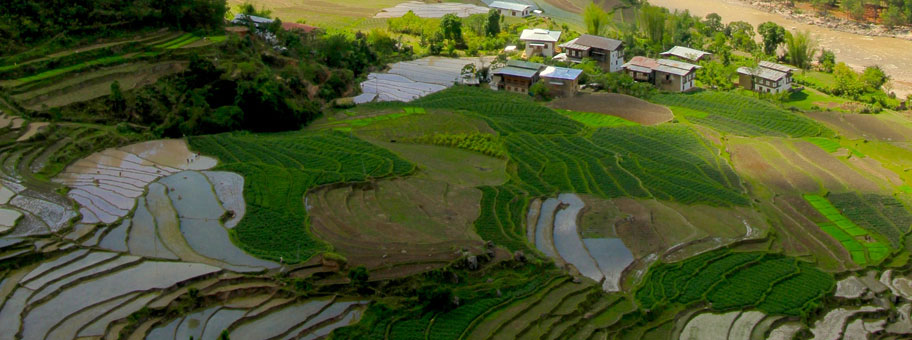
[649,0,912,98]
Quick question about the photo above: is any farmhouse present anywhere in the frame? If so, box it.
[540,66,583,97]
[520,29,562,58]
[559,34,625,72]
[737,61,794,94]
[491,60,544,93]
[230,14,274,28]
[489,1,532,17]
[660,46,713,62]
[622,56,700,93]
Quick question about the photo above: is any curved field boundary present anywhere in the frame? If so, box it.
[188,131,415,263]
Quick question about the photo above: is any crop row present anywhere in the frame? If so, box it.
[828,193,911,248]
[635,249,834,317]
[403,132,507,158]
[505,125,747,207]
[804,194,895,265]
[188,131,415,262]
[555,109,638,128]
[412,86,583,135]
[651,91,831,137]
[474,185,531,252]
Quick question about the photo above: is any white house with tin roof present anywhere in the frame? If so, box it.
[489,1,532,17]
[737,61,794,94]
[622,56,700,92]
[520,28,562,58]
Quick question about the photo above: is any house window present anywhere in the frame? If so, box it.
[666,74,670,80]
[513,11,516,16]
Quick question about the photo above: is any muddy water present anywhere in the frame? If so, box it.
[650,0,912,97]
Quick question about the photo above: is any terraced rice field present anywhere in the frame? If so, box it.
[0,30,215,111]
[804,194,895,266]
[356,57,492,103]
[652,91,832,137]
[188,131,415,262]
[635,248,835,317]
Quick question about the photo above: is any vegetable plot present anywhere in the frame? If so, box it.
[188,131,415,263]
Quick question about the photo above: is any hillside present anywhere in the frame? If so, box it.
[1,0,912,340]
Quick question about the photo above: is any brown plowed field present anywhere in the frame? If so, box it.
[549,93,674,125]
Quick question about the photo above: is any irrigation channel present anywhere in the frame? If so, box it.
[528,193,635,292]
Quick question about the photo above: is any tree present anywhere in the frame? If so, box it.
[703,13,724,35]
[882,6,906,28]
[485,9,501,37]
[833,62,865,97]
[440,13,463,42]
[784,30,817,69]
[727,21,756,51]
[758,21,786,55]
[862,65,889,90]
[584,2,612,35]
[640,4,666,44]
[108,81,126,114]
[529,79,552,100]
[841,0,866,20]
[818,49,836,73]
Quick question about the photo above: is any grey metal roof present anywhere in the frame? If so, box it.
[489,1,531,11]
[623,64,653,74]
[759,61,793,73]
[232,14,274,25]
[657,59,699,71]
[656,65,692,76]
[494,66,539,78]
[738,66,787,81]
[561,34,622,51]
[539,66,583,80]
[507,59,543,70]
[559,41,591,51]
[660,46,712,61]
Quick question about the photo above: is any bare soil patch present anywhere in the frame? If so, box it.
[549,93,673,125]
[308,177,484,275]
[804,111,910,141]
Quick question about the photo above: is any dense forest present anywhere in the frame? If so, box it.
[0,0,228,55]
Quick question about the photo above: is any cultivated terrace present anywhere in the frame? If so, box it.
[0,0,911,339]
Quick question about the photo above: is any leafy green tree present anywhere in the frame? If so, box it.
[833,62,865,98]
[584,2,612,35]
[818,49,836,73]
[882,6,906,28]
[841,0,867,20]
[108,81,126,114]
[530,79,552,100]
[640,4,666,44]
[758,21,786,55]
[862,65,889,90]
[727,21,756,51]
[440,13,463,42]
[703,13,724,35]
[239,1,271,17]
[486,9,501,37]
[784,30,817,69]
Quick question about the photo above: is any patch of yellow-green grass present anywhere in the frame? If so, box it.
[850,141,912,184]
[804,194,892,265]
[785,88,851,112]
[13,55,127,85]
[556,109,638,128]
[667,105,709,124]
[803,137,841,153]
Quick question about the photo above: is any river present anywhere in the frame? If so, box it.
[648,0,912,98]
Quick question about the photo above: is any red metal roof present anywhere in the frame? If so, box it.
[281,22,318,33]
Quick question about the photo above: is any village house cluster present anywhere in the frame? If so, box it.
[231,1,796,99]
